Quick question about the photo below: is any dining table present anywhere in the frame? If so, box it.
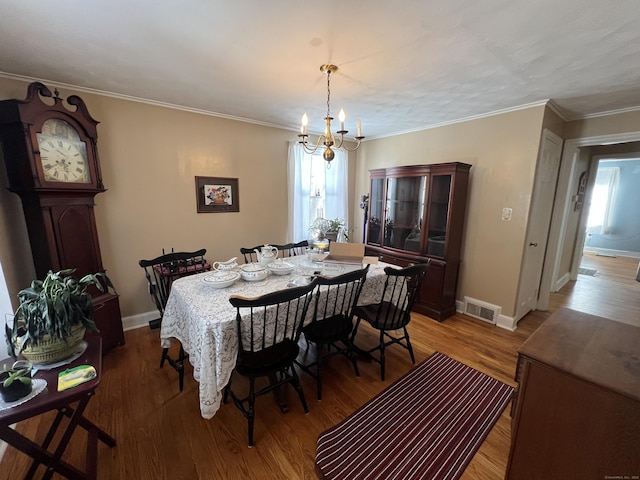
[160,255,392,419]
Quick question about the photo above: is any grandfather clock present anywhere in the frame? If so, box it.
[0,82,124,353]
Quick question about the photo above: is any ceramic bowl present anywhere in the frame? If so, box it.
[267,260,295,276]
[202,271,240,289]
[239,263,269,282]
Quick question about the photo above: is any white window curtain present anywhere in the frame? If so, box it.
[587,166,620,234]
[287,142,348,242]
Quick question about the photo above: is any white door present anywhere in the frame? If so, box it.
[515,129,563,321]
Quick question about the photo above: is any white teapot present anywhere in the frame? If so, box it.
[254,245,279,267]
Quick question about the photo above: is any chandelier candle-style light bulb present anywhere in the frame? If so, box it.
[297,64,365,165]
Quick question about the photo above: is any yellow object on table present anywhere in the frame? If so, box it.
[57,365,96,392]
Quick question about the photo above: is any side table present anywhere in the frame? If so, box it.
[0,334,115,479]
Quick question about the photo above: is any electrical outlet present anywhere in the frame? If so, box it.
[502,207,513,221]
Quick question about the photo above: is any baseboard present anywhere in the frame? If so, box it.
[497,314,517,331]
[553,272,570,292]
[123,311,158,331]
[583,247,640,259]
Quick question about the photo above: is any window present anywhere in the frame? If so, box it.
[287,143,348,242]
[587,165,619,234]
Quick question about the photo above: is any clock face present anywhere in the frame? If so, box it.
[37,119,91,184]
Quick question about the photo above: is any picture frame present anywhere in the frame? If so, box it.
[195,176,240,213]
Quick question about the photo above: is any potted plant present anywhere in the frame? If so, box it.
[5,269,116,364]
[0,360,32,402]
[326,217,349,242]
[368,217,381,243]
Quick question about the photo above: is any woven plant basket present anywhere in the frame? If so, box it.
[19,324,86,365]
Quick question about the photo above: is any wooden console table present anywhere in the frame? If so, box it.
[506,307,640,479]
[0,334,115,479]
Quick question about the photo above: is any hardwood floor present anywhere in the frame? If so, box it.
[1,253,638,479]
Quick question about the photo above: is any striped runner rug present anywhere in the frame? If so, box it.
[315,352,514,480]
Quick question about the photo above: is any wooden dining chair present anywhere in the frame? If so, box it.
[139,248,209,391]
[240,243,299,262]
[296,265,369,399]
[225,280,317,447]
[350,262,430,381]
[290,240,309,256]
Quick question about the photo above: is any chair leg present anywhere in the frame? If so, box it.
[349,318,362,345]
[177,345,186,392]
[404,326,416,364]
[247,378,256,447]
[160,347,169,368]
[315,348,323,400]
[290,366,309,414]
[223,375,232,404]
[379,330,386,381]
[345,336,360,377]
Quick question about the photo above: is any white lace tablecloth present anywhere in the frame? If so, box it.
[160,257,391,419]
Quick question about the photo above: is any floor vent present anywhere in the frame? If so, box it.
[463,297,501,324]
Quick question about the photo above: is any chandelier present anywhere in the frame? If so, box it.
[298,64,364,164]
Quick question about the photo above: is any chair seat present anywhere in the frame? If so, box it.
[236,339,300,376]
[353,301,408,330]
[303,315,352,344]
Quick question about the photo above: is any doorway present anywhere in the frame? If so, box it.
[538,132,640,315]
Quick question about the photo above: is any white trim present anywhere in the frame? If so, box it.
[497,314,517,332]
[540,130,640,311]
[553,272,571,292]
[123,311,158,331]
[369,99,551,140]
[583,247,640,259]
[0,71,292,132]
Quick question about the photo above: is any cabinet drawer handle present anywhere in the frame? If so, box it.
[529,242,538,247]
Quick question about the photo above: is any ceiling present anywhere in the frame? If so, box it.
[2,1,640,139]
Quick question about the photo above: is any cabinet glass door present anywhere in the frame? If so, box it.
[384,176,426,252]
[426,174,452,258]
[367,177,385,245]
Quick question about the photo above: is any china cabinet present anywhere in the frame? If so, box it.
[365,162,471,321]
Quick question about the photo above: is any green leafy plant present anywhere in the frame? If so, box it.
[326,218,351,241]
[5,269,116,358]
[2,360,32,388]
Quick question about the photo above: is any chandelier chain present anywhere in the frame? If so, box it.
[326,70,331,118]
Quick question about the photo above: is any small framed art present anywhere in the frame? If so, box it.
[195,176,240,213]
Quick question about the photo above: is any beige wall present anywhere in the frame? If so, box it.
[564,110,640,139]
[354,106,546,317]
[0,77,362,321]
[4,73,639,326]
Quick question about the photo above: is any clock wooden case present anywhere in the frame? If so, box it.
[0,82,124,353]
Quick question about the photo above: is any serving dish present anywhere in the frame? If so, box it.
[239,263,269,282]
[202,271,240,288]
[267,260,295,276]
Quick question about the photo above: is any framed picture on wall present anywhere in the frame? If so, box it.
[195,176,240,213]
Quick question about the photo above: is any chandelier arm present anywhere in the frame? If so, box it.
[340,138,364,152]
[298,134,326,154]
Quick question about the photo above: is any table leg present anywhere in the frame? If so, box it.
[0,424,86,480]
